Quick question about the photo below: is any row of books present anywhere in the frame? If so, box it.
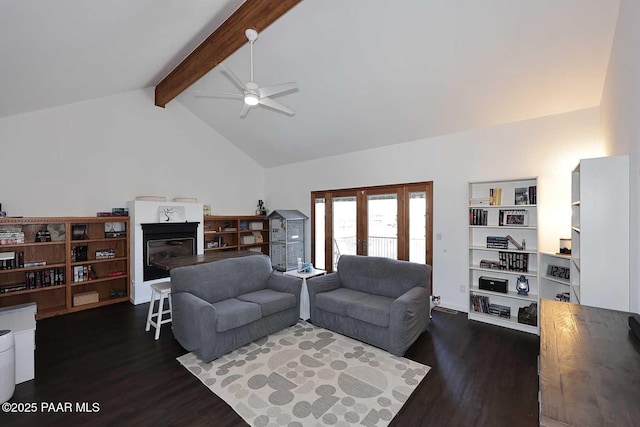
[73,265,97,283]
[26,268,65,288]
[469,209,488,226]
[470,295,511,318]
[498,251,529,272]
[0,230,25,245]
[0,251,24,269]
[486,236,508,249]
[97,208,129,217]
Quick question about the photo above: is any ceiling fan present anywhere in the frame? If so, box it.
[192,29,298,117]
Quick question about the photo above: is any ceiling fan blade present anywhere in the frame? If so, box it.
[239,102,250,118]
[220,64,247,91]
[258,97,295,116]
[191,90,243,99]
[258,82,297,98]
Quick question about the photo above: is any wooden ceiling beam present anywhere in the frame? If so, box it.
[154,0,301,108]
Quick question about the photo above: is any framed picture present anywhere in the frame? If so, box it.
[71,224,88,240]
[158,206,186,222]
[105,222,126,238]
[499,209,529,226]
[515,187,529,205]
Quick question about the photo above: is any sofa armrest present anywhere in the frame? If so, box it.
[306,272,341,296]
[307,273,342,321]
[267,273,303,306]
[389,286,430,355]
[172,291,217,353]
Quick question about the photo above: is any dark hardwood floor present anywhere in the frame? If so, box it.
[2,303,539,427]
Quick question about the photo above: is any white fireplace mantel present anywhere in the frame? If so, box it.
[126,200,204,304]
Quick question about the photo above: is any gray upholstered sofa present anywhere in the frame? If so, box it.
[307,255,431,356]
[170,254,302,362]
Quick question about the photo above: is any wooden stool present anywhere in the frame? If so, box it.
[145,281,172,340]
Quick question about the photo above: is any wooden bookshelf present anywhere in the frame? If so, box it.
[0,216,130,319]
[203,215,269,256]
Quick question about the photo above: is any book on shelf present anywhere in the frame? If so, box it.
[486,236,508,249]
[515,187,529,205]
[0,251,24,269]
[528,186,537,204]
[489,188,502,206]
[469,208,488,226]
[505,235,523,250]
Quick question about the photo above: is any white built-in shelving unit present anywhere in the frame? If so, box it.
[540,252,571,302]
[468,178,539,334]
[571,155,629,311]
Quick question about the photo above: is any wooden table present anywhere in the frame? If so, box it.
[539,299,640,426]
[151,250,262,271]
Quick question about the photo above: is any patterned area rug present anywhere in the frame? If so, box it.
[177,321,430,427]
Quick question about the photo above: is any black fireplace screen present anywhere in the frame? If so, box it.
[141,222,198,281]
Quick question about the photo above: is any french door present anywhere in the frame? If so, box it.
[311,182,432,272]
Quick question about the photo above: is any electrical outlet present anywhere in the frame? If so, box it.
[460,284,466,293]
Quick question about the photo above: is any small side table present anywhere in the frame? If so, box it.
[283,268,327,320]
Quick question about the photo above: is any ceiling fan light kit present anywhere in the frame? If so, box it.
[193,28,297,117]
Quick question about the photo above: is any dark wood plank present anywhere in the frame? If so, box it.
[154,0,302,107]
[540,299,640,427]
[5,305,540,426]
[151,250,261,271]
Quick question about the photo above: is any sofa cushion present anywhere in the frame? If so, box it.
[316,288,368,316]
[212,298,262,332]
[237,289,296,317]
[170,255,273,304]
[337,255,430,299]
[347,294,394,327]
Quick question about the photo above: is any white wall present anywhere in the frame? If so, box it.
[0,88,265,216]
[266,108,604,311]
[600,0,640,312]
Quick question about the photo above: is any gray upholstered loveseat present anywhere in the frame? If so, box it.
[170,254,302,362]
[307,255,431,356]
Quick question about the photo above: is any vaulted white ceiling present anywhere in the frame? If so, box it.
[1,1,620,168]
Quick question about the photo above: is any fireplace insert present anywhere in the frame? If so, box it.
[141,222,198,281]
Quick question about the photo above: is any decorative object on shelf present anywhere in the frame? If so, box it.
[559,238,571,254]
[158,206,186,222]
[46,224,65,241]
[104,222,126,238]
[71,224,88,240]
[135,196,166,202]
[547,264,570,280]
[517,302,537,326]
[256,200,267,216]
[35,230,51,242]
[516,275,530,296]
[555,292,570,302]
[203,205,211,216]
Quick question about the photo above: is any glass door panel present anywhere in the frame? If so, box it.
[332,195,357,270]
[408,191,426,264]
[366,193,398,259]
[314,198,326,270]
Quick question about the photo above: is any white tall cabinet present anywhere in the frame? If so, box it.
[571,155,630,311]
[468,178,539,334]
